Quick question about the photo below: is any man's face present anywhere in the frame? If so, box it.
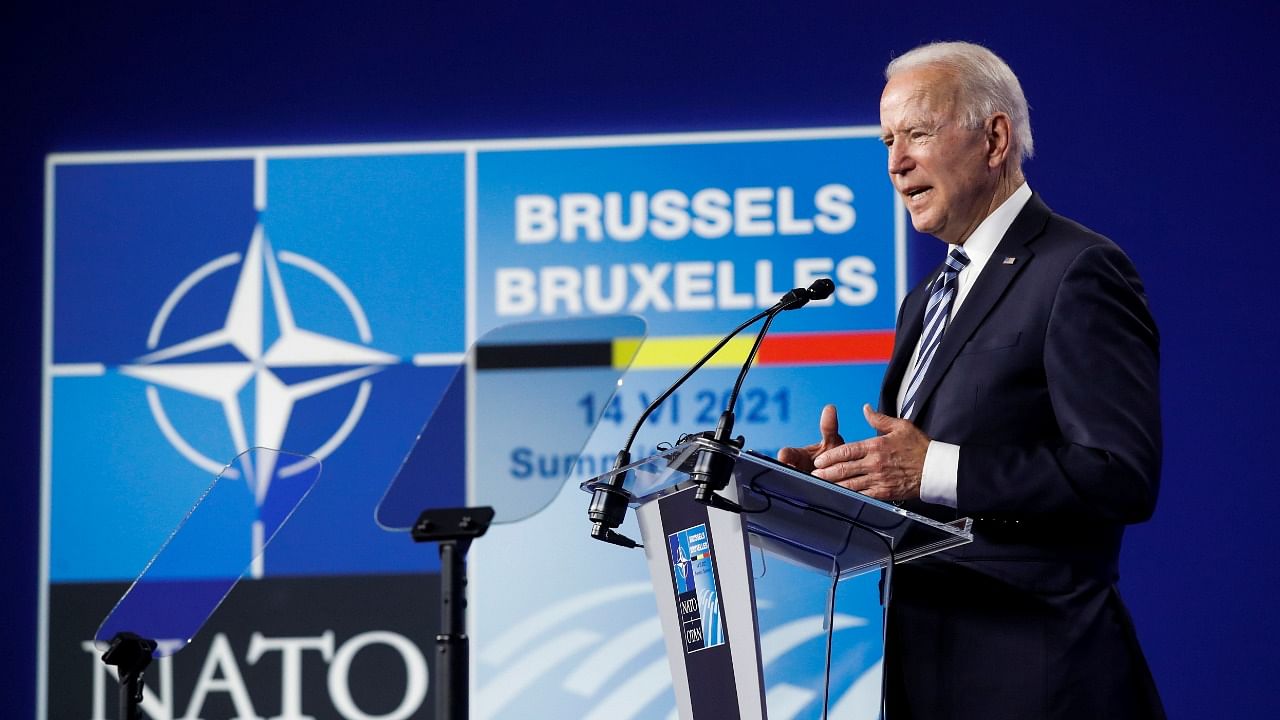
[879,67,995,245]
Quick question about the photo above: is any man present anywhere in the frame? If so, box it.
[779,42,1164,718]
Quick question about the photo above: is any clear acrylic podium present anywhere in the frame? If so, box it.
[581,435,973,720]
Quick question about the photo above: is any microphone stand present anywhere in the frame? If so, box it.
[588,279,834,544]
[689,310,779,514]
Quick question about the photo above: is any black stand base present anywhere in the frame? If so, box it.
[412,507,494,720]
[101,632,157,720]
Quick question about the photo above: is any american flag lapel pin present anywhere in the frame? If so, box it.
[1002,256,1017,265]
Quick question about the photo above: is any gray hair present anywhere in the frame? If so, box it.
[886,41,1034,163]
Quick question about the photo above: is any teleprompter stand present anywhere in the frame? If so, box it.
[411,506,495,720]
[100,632,156,720]
[376,316,646,716]
[582,436,973,720]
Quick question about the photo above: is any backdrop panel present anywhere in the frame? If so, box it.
[43,128,902,719]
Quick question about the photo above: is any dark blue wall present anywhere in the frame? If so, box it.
[4,1,1276,716]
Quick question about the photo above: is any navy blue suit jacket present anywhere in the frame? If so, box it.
[879,194,1165,719]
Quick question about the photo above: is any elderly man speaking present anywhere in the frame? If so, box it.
[780,42,1164,719]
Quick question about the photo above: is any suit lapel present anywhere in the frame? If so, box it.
[905,194,1052,423]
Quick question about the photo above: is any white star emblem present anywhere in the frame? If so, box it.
[121,224,398,506]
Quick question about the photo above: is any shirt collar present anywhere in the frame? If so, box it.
[949,182,1032,272]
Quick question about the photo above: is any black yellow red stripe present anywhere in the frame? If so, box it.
[476,330,895,371]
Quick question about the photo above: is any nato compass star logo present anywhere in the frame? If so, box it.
[117,222,398,572]
[122,224,396,475]
[673,544,691,585]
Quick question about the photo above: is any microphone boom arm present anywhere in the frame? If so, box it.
[588,278,835,542]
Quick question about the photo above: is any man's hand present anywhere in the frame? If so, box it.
[777,404,844,473]
[811,404,932,502]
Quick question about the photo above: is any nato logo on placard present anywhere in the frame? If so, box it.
[672,541,693,594]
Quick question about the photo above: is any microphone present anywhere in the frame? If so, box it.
[724,277,833,418]
[726,278,834,412]
[776,278,835,311]
[691,278,835,512]
[588,278,834,544]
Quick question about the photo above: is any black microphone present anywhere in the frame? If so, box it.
[775,277,835,311]
[588,278,834,544]
[723,278,835,436]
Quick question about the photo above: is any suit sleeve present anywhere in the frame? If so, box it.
[957,243,1162,523]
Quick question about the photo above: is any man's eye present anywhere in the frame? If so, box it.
[910,131,929,142]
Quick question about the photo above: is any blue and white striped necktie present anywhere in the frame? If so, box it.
[900,246,970,421]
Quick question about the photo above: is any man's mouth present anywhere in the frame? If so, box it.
[904,186,932,202]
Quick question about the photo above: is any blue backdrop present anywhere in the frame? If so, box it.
[2,1,1276,717]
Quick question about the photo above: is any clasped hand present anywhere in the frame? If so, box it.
[777,403,931,502]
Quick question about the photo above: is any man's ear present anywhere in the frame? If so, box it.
[986,113,1013,168]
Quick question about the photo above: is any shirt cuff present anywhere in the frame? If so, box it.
[919,440,960,508]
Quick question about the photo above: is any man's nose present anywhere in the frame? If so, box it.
[887,143,912,175]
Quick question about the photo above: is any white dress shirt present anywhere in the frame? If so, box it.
[896,182,1033,507]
